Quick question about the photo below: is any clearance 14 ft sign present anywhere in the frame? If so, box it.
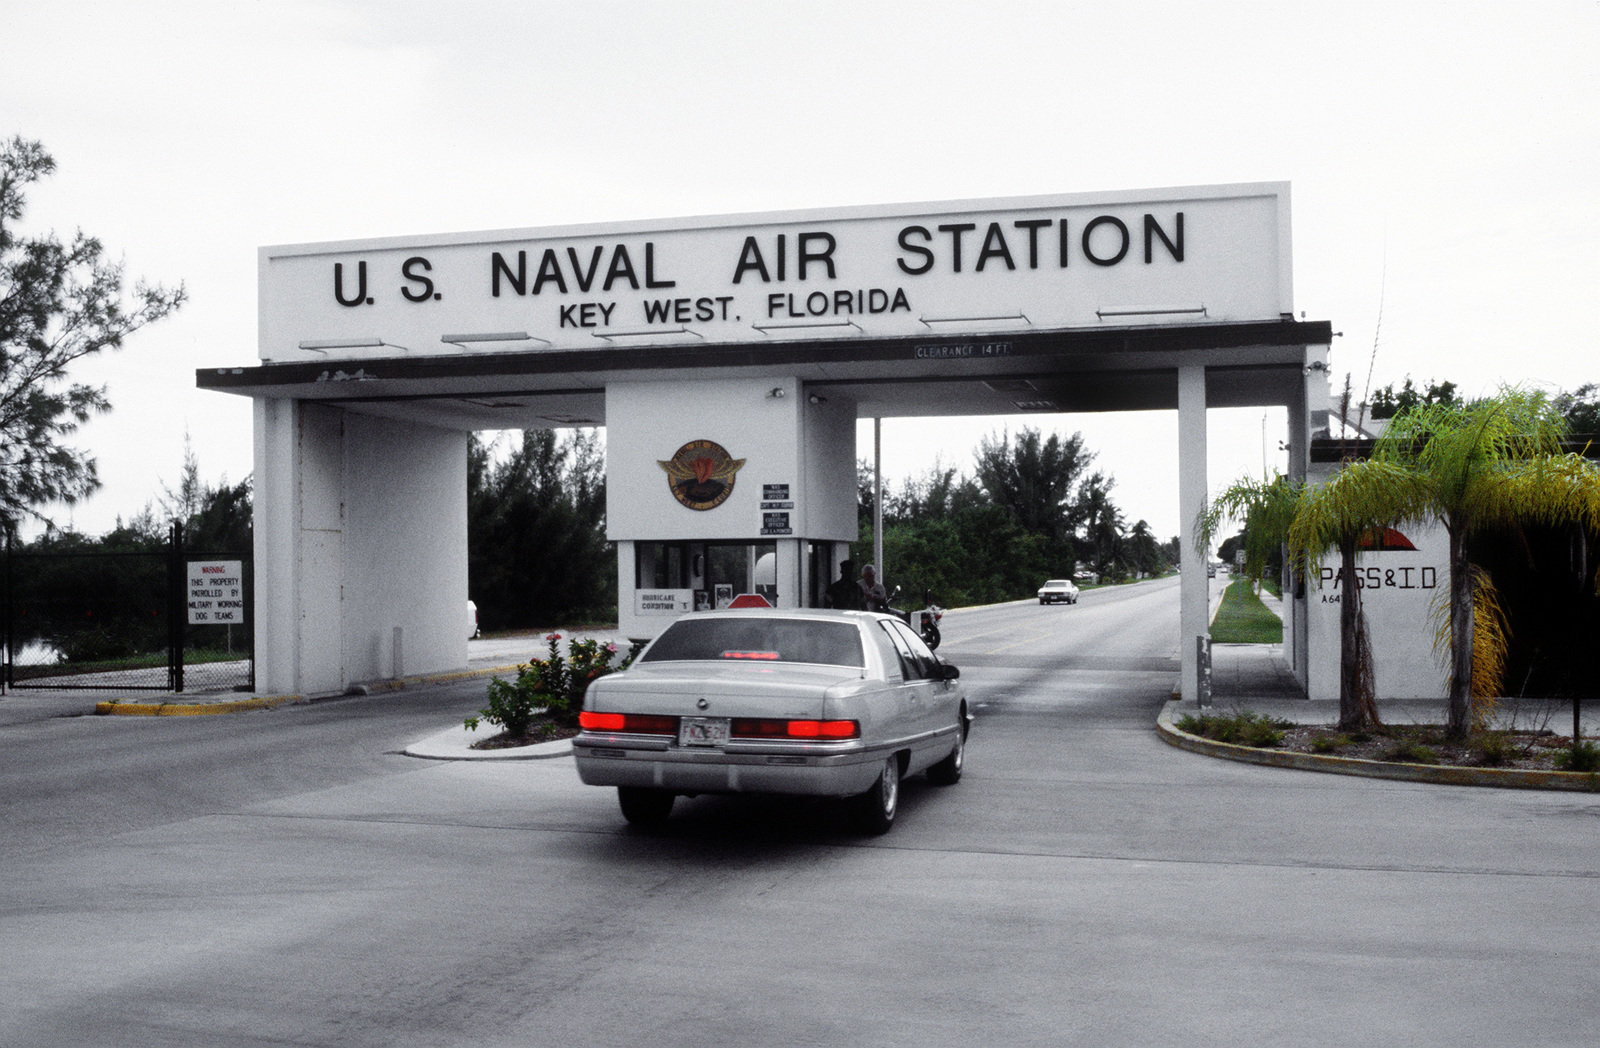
[188,561,244,624]
[260,183,1292,361]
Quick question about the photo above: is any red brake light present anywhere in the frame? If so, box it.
[579,712,676,734]
[730,718,859,740]
[792,720,860,739]
[721,650,779,660]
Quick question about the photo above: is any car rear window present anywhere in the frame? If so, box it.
[640,618,865,667]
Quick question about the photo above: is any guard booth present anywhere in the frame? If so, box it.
[198,182,1331,700]
[607,374,858,636]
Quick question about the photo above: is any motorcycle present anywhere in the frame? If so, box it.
[882,586,944,650]
[913,590,945,650]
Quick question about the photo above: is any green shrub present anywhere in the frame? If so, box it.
[1241,718,1285,748]
[1310,734,1348,754]
[470,632,645,733]
[1383,740,1439,764]
[1555,740,1600,773]
[1176,710,1290,747]
[1475,733,1513,767]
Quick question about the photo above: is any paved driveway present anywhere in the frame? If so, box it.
[3,582,1596,1047]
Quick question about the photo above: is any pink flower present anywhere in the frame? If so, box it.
[605,642,617,653]
[546,632,562,641]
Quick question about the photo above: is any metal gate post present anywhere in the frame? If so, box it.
[169,522,185,693]
[3,532,10,696]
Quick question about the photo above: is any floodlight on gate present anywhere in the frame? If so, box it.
[750,320,861,334]
[296,337,412,353]
[1093,305,1207,319]
[918,313,1031,327]
[440,331,550,347]
[590,328,704,340]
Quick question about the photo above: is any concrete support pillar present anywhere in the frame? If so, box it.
[1178,366,1209,702]
[251,399,467,696]
[1290,344,1331,693]
[253,397,299,695]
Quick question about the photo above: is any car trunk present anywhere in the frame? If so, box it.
[587,662,861,720]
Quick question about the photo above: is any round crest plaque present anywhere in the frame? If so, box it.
[658,440,746,510]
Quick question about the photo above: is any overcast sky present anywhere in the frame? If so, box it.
[5,0,1595,545]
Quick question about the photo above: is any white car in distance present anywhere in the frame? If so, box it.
[1037,579,1080,605]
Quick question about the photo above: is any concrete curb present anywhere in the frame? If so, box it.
[1156,699,1600,792]
[403,721,573,761]
[94,693,308,716]
[91,661,531,717]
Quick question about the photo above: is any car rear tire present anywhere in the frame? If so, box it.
[852,754,900,835]
[926,716,965,786]
[618,787,674,827]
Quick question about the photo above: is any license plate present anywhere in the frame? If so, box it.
[679,716,730,747]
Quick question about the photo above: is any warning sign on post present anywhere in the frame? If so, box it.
[188,561,244,624]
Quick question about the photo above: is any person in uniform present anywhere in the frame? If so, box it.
[825,559,861,610]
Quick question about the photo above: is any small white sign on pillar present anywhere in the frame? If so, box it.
[188,561,244,624]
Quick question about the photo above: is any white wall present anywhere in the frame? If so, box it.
[1305,517,1450,701]
[802,391,859,540]
[341,413,468,683]
[253,399,468,695]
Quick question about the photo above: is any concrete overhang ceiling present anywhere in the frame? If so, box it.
[198,319,1332,431]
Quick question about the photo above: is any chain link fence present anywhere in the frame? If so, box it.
[3,525,253,698]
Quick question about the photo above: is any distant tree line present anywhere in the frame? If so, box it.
[1368,376,1600,434]
[467,429,613,630]
[855,427,1176,608]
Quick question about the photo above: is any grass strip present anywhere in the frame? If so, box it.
[1210,580,1283,643]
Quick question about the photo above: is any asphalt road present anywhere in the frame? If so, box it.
[3,577,1597,1047]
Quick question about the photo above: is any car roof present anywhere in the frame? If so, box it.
[675,607,894,623]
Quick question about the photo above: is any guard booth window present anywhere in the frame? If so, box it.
[636,542,691,589]
[634,541,777,608]
[704,542,776,607]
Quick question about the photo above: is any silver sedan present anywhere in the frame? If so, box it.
[573,609,970,834]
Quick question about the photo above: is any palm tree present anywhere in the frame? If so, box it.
[1369,390,1600,738]
[1284,460,1432,731]
[1206,389,1600,740]
[1201,473,1389,731]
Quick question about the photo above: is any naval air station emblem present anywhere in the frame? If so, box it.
[659,440,746,510]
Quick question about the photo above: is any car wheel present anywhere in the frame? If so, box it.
[1039,598,1046,604]
[617,787,674,827]
[852,754,900,835]
[926,715,965,786]
[922,622,941,650]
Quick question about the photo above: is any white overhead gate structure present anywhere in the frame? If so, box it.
[200,182,1333,699]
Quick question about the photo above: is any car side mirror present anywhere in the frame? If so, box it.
[939,660,960,680]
